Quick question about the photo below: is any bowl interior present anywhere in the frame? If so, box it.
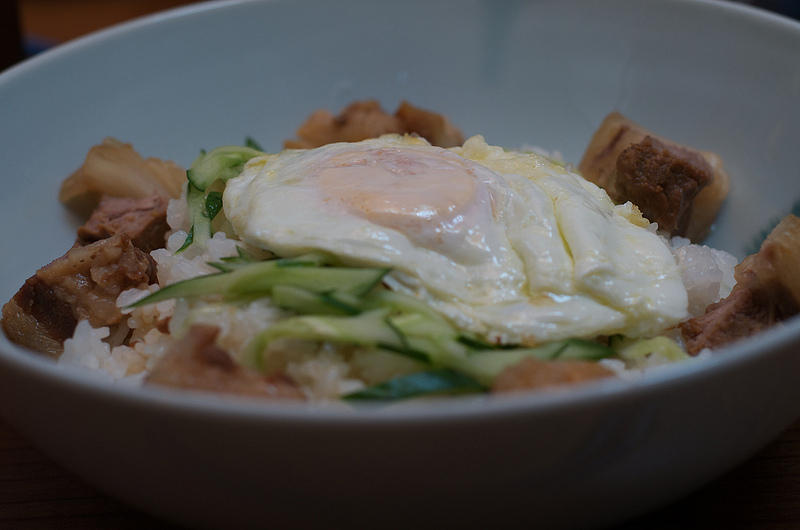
[1,0,800,395]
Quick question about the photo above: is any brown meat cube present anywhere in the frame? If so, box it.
[1,234,158,358]
[614,136,713,236]
[146,324,305,400]
[491,358,614,394]
[284,99,464,149]
[578,112,730,241]
[680,214,800,354]
[77,194,169,252]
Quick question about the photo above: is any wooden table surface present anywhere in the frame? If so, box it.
[4,0,800,528]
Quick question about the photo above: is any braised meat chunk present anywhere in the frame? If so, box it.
[393,100,466,148]
[146,324,305,400]
[284,99,464,149]
[579,112,729,241]
[1,276,78,358]
[77,194,169,253]
[1,234,158,358]
[681,215,800,354]
[615,136,713,236]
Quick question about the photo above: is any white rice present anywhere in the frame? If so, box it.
[671,236,738,317]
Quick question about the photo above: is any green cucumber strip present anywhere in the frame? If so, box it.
[342,369,486,401]
[271,285,363,316]
[363,289,451,325]
[259,309,399,344]
[449,338,617,385]
[205,191,224,221]
[380,316,433,363]
[547,338,616,361]
[209,251,323,273]
[177,183,209,252]
[389,312,456,339]
[186,145,265,191]
[236,273,615,388]
[208,255,257,273]
[373,342,434,364]
[383,312,467,362]
[226,265,390,298]
[180,144,266,252]
[243,309,415,370]
[129,271,233,307]
[179,187,226,251]
[178,225,195,252]
[244,136,264,151]
[449,350,532,385]
[241,307,436,369]
[318,291,363,315]
[128,258,389,308]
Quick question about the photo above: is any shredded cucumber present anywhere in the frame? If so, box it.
[270,285,363,316]
[179,144,266,251]
[339,336,616,400]
[176,183,216,252]
[128,255,389,307]
[186,145,266,191]
[243,280,617,389]
[448,338,616,385]
[132,252,621,401]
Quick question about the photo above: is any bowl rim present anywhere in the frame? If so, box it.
[2,0,800,426]
[4,0,800,87]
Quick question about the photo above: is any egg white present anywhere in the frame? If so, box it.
[223,134,688,344]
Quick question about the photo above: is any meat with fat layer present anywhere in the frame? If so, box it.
[680,214,800,354]
[284,99,465,149]
[145,324,305,400]
[77,194,169,253]
[1,233,158,358]
[59,137,185,217]
[578,112,729,241]
[1,276,78,358]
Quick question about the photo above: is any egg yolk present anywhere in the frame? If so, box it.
[316,147,498,261]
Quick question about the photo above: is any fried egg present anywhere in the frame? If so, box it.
[223,134,688,344]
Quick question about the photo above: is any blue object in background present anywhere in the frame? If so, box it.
[24,36,55,56]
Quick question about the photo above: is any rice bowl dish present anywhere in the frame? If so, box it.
[32,129,749,404]
[2,0,800,528]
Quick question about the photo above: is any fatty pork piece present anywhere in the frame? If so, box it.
[681,214,800,354]
[77,194,169,253]
[284,99,465,149]
[59,137,185,217]
[578,112,730,242]
[146,324,305,400]
[1,234,158,359]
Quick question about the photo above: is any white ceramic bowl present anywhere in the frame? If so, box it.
[2,0,800,528]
